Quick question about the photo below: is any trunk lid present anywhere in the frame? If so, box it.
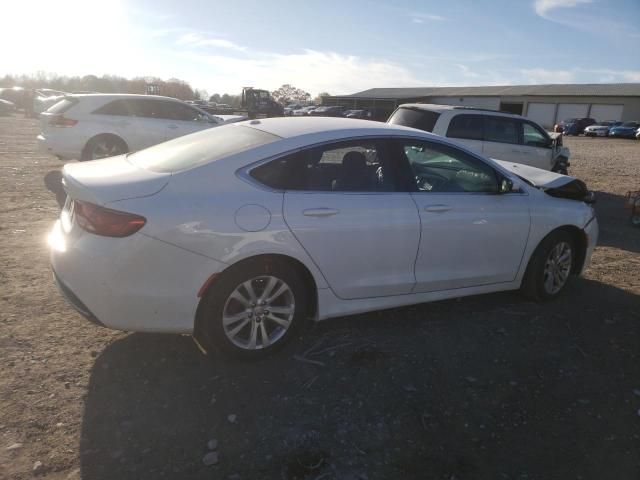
[62,154,170,205]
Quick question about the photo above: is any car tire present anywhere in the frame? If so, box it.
[197,259,309,359]
[521,230,575,301]
[81,135,128,161]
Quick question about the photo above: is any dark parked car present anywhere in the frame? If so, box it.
[555,117,596,135]
[309,106,345,117]
[609,121,640,139]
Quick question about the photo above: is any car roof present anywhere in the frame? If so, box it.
[238,116,428,139]
[67,93,185,102]
[397,103,524,118]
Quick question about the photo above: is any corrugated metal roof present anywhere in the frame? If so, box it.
[338,83,640,99]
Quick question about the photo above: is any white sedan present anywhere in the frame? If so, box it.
[49,117,598,358]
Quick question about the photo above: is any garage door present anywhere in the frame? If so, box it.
[526,103,556,129]
[589,104,624,122]
[556,104,589,123]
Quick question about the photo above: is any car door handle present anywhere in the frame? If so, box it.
[303,208,340,217]
[168,124,179,129]
[424,204,452,213]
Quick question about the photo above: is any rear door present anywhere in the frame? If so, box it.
[443,114,484,154]
[92,99,167,151]
[273,138,420,299]
[482,115,521,162]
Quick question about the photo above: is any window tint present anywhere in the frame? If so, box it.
[251,140,398,192]
[398,139,498,193]
[522,122,550,147]
[130,125,278,173]
[156,102,206,121]
[93,99,133,116]
[484,117,519,144]
[446,114,483,140]
[388,107,440,133]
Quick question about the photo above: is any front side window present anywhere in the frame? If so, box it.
[251,140,398,192]
[521,122,550,148]
[157,102,206,121]
[446,114,483,140]
[484,117,519,144]
[397,139,498,193]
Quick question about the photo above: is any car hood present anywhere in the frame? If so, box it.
[610,126,635,132]
[493,160,576,188]
[494,160,593,202]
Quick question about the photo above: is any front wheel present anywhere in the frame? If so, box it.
[197,260,309,358]
[521,231,575,301]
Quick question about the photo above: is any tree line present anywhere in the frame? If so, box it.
[0,72,330,105]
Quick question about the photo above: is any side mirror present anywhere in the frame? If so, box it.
[499,177,513,194]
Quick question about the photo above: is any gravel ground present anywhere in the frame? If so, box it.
[1,116,639,480]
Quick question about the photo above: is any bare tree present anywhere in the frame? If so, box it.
[271,84,311,105]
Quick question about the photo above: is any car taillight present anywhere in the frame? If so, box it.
[74,201,146,237]
[49,115,78,127]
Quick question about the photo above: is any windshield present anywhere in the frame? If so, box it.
[621,122,639,127]
[130,124,279,173]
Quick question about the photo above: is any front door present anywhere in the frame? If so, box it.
[395,138,530,292]
[281,139,420,299]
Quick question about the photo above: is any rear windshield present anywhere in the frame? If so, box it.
[388,107,440,133]
[47,97,77,114]
[130,124,279,173]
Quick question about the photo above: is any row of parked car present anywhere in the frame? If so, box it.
[0,86,71,116]
[554,116,640,139]
[285,104,372,119]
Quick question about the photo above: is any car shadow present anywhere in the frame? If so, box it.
[80,278,640,480]
[593,190,639,254]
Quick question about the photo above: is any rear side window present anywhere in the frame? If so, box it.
[130,125,279,173]
[446,114,483,140]
[47,98,78,114]
[93,99,134,116]
[484,117,519,144]
[251,140,399,192]
[388,107,440,133]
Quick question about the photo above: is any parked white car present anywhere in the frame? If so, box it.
[37,94,245,161]
[388,104,571,174]
[293,105,318,116]
[49,117,597,358]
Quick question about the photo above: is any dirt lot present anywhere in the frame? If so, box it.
[1,116,639,480]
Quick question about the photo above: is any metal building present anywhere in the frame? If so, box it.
[323,83,640,128]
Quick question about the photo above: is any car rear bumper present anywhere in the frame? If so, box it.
[49,219,227,334]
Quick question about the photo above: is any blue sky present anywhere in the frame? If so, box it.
[2,0,639,96]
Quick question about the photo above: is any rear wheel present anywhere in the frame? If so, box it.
[197,260,309,358]
[521,230,575,301]
[82,135,128,161]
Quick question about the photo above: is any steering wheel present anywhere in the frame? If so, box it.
[416,172,449,191]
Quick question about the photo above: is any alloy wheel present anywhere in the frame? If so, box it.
[222,276,295,350]
[543,241,572,295]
